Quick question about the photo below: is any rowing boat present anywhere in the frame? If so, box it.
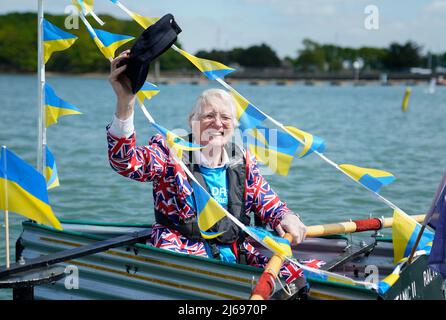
[13,219,445,300]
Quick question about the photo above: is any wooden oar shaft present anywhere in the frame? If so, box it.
[382,214,424,228]
[306,214,425,238]
[250,233,293,300]
[250,215,425,299]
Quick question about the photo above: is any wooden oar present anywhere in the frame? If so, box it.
[250,233,293,300]
[250,214,425,300]
[306,214,425,238]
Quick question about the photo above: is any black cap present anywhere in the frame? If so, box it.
[124,14,182,93]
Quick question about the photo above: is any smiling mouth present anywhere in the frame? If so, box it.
[209,131,224,136]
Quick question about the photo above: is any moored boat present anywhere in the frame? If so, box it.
[13,219,445,300]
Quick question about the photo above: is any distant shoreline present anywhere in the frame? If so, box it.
[1,71,444,87]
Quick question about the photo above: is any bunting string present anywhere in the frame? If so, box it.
[72,0,105,25]
[73,1,423,288]
[109,0,415,223]
[136,99,378,290]
[74,4,375,287]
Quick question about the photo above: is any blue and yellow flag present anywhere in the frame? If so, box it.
[0,147,62,230]
[89,28,134,60]
[108,1,159,28]
[45,83,81,127]
[191,180,227,239]
[230,91,267,131]
[129,10,159,29]
[151,122,204,158]
[284,126,326,158]
[43,19,77,63]
[72,0,95,15]
[176,48,235,80]
[339,164,395,193]
[245,126,300,176]
[45,147,59,190]
[377,262,403,295]
[72,0,105,25]
[392,209,434,264]
[246,226,292,258]
[72,0,94,14]
[136,82,160,104]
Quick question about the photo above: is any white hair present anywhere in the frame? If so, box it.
[189,88,238,127]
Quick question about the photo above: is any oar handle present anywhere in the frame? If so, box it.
[305,214,425,238]
[250,215,426,299]
[250,233,293,300]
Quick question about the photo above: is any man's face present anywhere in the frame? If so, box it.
[192,101,235,148]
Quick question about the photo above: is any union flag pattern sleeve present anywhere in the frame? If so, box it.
[245,152,291,229]
[106,126,169,182]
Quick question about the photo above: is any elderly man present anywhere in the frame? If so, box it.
[106,51,307,284]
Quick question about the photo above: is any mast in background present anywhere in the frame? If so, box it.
[37,0,46,174]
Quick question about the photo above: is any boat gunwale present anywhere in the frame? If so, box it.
[21,220,263,273]
[20,220,381,295]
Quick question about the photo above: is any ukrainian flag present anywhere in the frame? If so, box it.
[72,0,104,25]
[108,1,158,28]
[45,83,81,127]
[246,226,292,258]
[136,82,160,104]
[129,11,159,29]
[339,164,395,193]
[191,180,227,239]
[377,262,403,295]
[245,126,300,176]
[0,147,62,230]
[45,147,59,190]
[176,48,235,80]
[151,122,204,158]
[301,268,353,286]
[43,19,77,63]
[72,0,94,15]
[230,91,267,131]
[284,125,326,158]
[392,209,434,264]
[90,28,134,60]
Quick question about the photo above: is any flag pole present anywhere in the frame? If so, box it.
[407,182,446,264]
[2,146,9,268]
[37,0,46,174]
[407,224,427,264]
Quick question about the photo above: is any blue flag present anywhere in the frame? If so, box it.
[425,170,446,278]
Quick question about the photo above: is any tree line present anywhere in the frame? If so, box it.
[1,13,445,73]
[0,12,190,73]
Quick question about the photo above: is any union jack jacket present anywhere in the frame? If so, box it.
[106,128,310,283]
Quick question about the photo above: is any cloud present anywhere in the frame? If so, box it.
[424,0,446,13]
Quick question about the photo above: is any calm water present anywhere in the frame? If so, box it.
[0,74,445,299]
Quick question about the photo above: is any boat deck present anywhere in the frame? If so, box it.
[14,220,445,300]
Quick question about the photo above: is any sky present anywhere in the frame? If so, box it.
[1,0,446,58]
